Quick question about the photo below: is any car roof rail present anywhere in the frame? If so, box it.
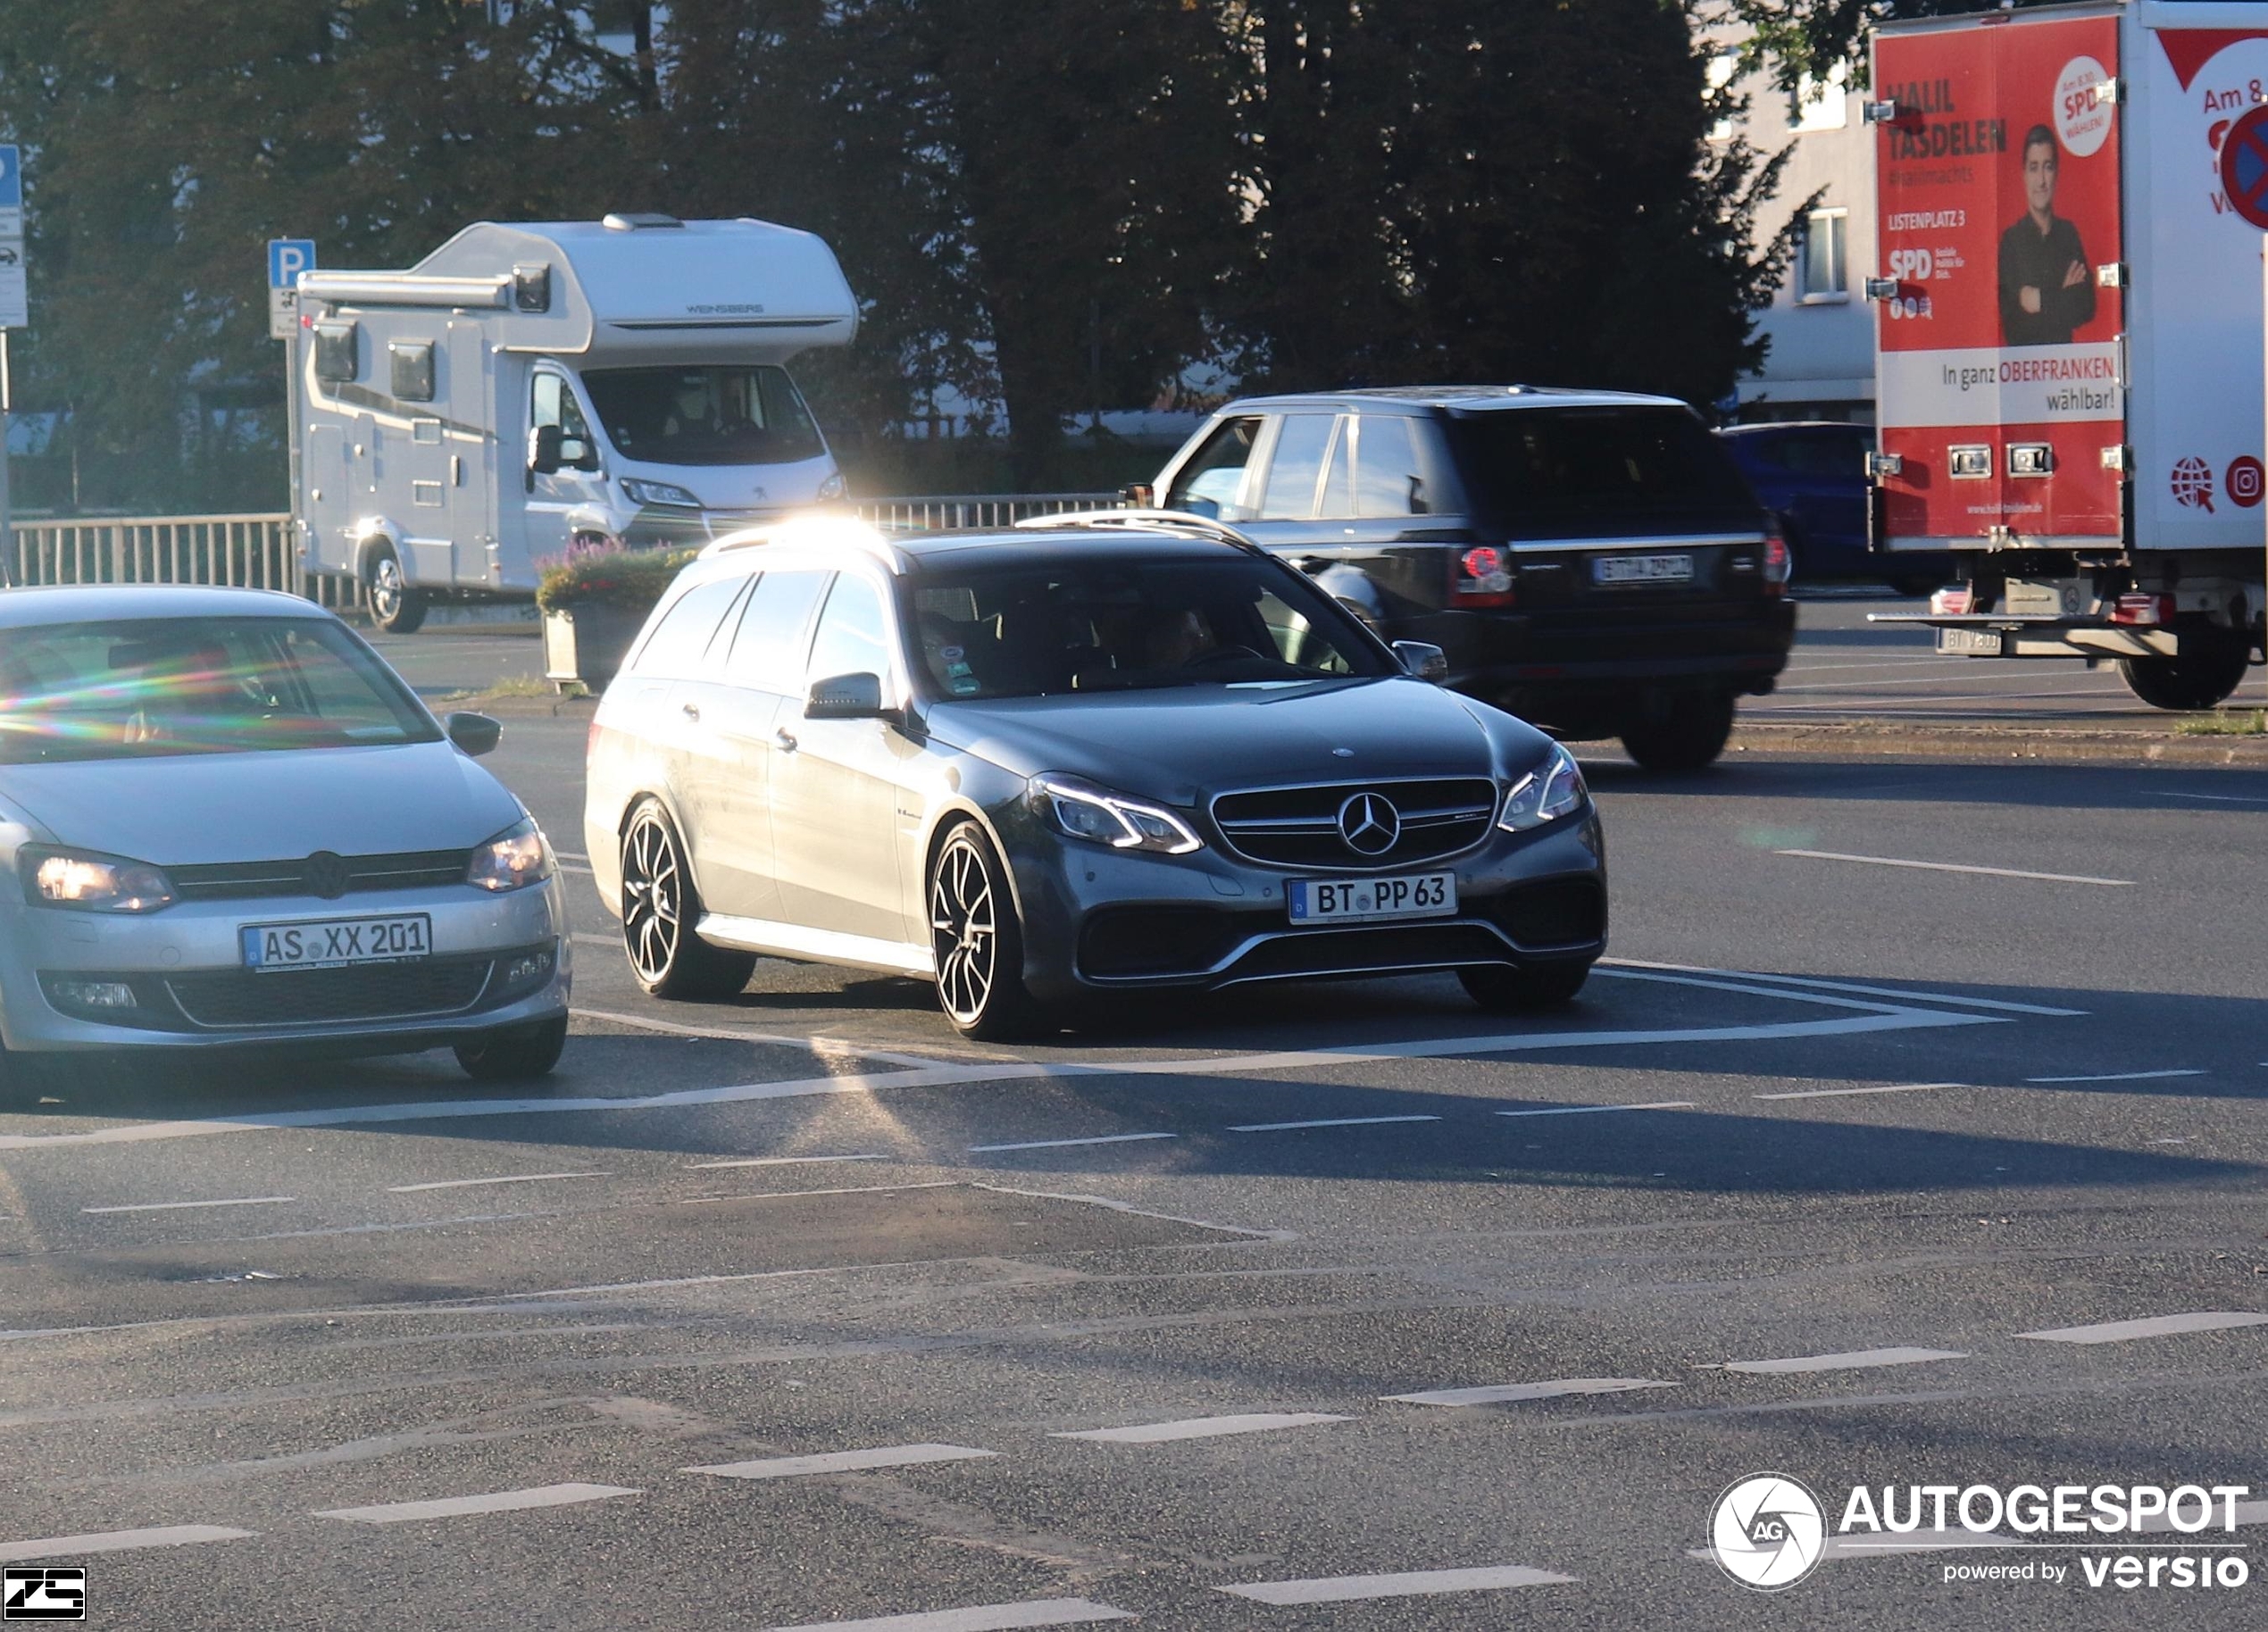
[1014,508,1264,554]
[699,515,899,563]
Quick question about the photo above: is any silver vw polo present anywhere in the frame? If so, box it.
[0,587,571,1091]
[584,518,1607,1039]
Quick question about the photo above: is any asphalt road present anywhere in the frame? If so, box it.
[4,626,2267,1630]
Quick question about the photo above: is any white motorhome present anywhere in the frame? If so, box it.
[293,213,858,631]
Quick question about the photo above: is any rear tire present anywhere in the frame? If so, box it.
[1460,962,1591,1013]
[1619,691,1736,772]
[2118,638,2251,712]
[928,822,1046,1041]
[454,1014,568,1081]
[365,542,429,635]
[618,800,757,1000]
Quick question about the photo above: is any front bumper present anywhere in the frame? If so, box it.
[0,876,571,1055]
[1005,809,1606,1005]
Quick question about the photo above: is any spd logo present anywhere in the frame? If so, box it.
[1886,247,1934,282]
[1710,1474,1827,1591]
[2,1567,86,1620]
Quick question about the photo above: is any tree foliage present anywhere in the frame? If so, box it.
[0,0,1803,509]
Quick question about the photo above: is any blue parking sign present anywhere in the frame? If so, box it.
[268,238,316,289]
[0,146,20,210]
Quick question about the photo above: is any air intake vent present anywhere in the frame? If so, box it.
[602,212,685,231]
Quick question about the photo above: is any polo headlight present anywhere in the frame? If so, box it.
[21,846,177,912]
[1498,745,1587,831]
[1030,774,1203,855]
[620,477,704,509]
[466,817,556,892]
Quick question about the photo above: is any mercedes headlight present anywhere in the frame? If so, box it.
[621,477,704,509]
[466,816,556,892]
[1498,745,1587,831]
[21,846,177,912]
[1030,774,1202,855]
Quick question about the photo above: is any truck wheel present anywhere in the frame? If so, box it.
[1619,691,1736,772]
[364,543,429,635]
[2118,639,2251,712]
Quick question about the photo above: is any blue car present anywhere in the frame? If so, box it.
[1715,422,1953,596]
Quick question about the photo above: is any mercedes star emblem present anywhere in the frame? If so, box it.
[1337,792,1401,856]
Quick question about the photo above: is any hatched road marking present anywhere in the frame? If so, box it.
[1219,1564,1576,1604]
[768,1602,1134,1632]
[688,1444,998,1480]
[2015,1312,2268,1345]
[970,1133,1177,1153]
[0,1525,254,1561]
[1384,1378,1674,1407]
[1774,849,2134,887]
[1497,1102,1695,1118]
[1720,1347,1968,1374]
[1754,1082,1964,1102]
[82,1195,294,1214]
[387,1171,609,1193]
[1053,1412,1348,1444]
[316,1482,638,1524]
[1229,1115,1440,1133]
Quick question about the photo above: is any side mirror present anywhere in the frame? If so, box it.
[805,670,887,720]
[1391,640,1449,682]
[445,711,503,757]
[528,423,563,476]
[1119,482,1156,509]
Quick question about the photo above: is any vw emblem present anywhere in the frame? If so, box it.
[1337,792,1400,857]
[303,850,352,900]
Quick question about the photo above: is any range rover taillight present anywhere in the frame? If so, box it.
[1762,532,1791,595]
[1451,545,1515,608]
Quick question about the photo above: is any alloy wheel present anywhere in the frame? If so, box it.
[370,553,405,623]
[621,808,682,986]
[930,829,997,1027]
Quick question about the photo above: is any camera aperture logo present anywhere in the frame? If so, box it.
[1711,1474,1827,1590]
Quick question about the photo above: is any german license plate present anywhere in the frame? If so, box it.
[1593,552,1693,586]
[241,913,432,971]
[1287,873,1456,925]
[1937,627,2005,655]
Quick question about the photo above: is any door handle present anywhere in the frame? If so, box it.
[680,702,701,722]
[774,727,798,753]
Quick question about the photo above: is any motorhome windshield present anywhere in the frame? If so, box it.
[582,364,825,468]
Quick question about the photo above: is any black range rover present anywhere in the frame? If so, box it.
[1138,387,1795,770]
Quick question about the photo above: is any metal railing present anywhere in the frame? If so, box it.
[0,493,1126,608]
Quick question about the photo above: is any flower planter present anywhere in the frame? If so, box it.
[542,603,648,692]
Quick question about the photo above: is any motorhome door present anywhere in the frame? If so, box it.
[526,365,607,565]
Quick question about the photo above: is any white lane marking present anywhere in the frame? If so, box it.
[1775,849,2134,887]
[1602,958,2088,1017]
[556,861,595,875]
[81,1195,294,1214]
[1228,1114,1440,1133]
[0,1525,254,1561]
[970,1133,1177,1153]
[387,1170,609,1193]
[2016,1312,2268,1345]
[1219,1564,1575,1604]
[1754,1082,1964,1102]
[768,1601,1134,1632]
[688,1444,998,1480]
[969,1182,1293,1241]
[1053,1412,1347,1444]
[2026,1070,2205,1084]
[572,1006,948,1070]
[687,1153,887,1170]
[1721,1347,1968,1374]
[1384,1378,1673,1407]
[1497,1102,1695,1118]
[554,848,590,862]
[316,1482,638,1524]
[2150,790,2268,805]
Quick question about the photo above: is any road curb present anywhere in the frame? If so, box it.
[1728,720,2268,768]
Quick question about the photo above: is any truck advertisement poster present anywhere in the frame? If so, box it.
[1874,12,2123,544]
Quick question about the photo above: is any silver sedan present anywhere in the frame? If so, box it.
[0,586,571,1093]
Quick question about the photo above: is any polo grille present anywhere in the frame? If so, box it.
[1210,778,1497,870]
[164,953,495,1028]
[170,849,471,902]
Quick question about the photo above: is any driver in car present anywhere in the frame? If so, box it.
[1142,606,1217,668]
[119,635,246,745]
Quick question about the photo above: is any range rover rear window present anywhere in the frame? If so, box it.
[1448,406,1756,536]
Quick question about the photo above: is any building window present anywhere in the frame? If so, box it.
[1799,207,1847,303]
[1795,61,1850,132]
[1706,49,1740,144]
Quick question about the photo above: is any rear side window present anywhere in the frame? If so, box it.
[724,569,830,694]
[1448,407,1756,535]
[1260,413,1336,519]
[631,576,746,679]
[1165,417,1263,519]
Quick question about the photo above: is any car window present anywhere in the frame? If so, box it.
[1261,413,1336,520]
[630,575,746,679]
[1164,417,1262,519]
[581,365,824,468]
[1318,419,1355,520]
[1778,431,1870,479]
[1355,416,1432,518]
[0,617,438,763]
[531,371,597,470]
[724,569,830,695]
[1448,406,1756,535]
[806,572,893,687]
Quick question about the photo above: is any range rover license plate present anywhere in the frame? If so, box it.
[1287,874,1456,925]
[1593,552,1693,586]
[1937,627,2004,655]
[241,913,432,971]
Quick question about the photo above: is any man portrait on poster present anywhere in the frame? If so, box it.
[1998,122,2095,346]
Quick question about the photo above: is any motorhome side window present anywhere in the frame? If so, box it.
[582,364,824,467]
[313,321,358,383]
[531,371,598,470]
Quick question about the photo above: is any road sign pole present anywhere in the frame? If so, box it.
[1,328,13,587]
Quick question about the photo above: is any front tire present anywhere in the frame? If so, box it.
[1620,690,1736,772]
[364,542,429,635]
[2118,637,2251,712]
[455,1014,568,1081]
[928,823,1045,1041]
[619,800,756,1000]
[1460,961,1591,1012]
